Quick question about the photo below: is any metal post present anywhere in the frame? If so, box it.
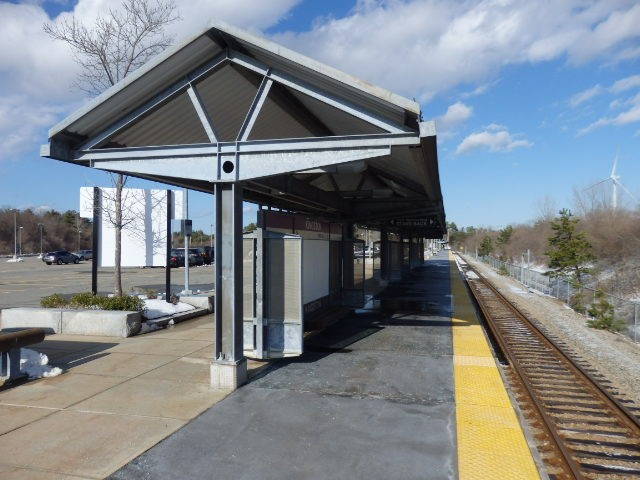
[13,210,17,260]
[91,187,100,295]
[211,182,246,390]
[380,227,389,286]
[342,223,355,291]
[18,226,23,256]
[183,188,190,294]
[165,190,172,302]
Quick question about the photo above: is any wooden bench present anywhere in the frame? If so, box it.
[0,328,46,382]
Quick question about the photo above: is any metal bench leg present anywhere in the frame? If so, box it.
[9,348,22,379]
[0,348,23,380]
[0,350,7,377]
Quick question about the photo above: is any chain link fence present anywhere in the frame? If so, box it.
[465,253,640,343]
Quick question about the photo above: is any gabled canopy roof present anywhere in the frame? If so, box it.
[43,20,446,237]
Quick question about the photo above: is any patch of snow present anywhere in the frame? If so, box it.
[465,271,479,279]
[139,322,163,334]
[142,299,195,320]
[508,285,530,296]
[20,349,62,379]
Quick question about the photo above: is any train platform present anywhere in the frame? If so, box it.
[110,250,541,479]
[0,251,542,479]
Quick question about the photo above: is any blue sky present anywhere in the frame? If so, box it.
[1,0,640,233]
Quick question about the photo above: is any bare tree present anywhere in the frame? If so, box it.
[44,0,179,95]
[45,0,179,296]
[535,195,558,223]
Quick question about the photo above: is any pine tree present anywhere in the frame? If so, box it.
[478,236,494,257]
[496,225,513,260]
[587,290,625,332]
[545,209,595,285]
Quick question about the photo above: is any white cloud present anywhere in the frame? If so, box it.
[166,0,302,39]
[0,0,301,162]
[436,102,472,138]
[272,0,640,102]
[578,79,640,134]
[570,85,604,108]
[611,74,640,93]
[580,99,640,135]
[456,125,533,154]
[0,94,71,160]
[3,0,640,162]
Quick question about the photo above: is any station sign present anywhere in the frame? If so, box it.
[389,218,435,227]
[258,210,342,240]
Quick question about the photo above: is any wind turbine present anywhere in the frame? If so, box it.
[588,153,638,210]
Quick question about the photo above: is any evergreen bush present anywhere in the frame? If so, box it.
[586,290,625,332]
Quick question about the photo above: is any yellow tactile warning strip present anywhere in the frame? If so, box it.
[449,252,540,480]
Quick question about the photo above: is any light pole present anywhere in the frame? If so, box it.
[18,226,23,256]
[13,210,17,260]
[210,224,214,249]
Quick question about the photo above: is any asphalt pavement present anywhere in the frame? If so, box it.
[0,256,214,309]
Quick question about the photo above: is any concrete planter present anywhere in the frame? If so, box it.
[1,307,142,337]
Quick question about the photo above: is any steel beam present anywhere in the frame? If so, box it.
[78,53,228,151]
[187,85,218,143]
[238,75,273,141]
[228,51,410,134]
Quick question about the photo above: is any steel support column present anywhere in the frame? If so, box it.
[380,228,390,286]
[211,182,247,390]
[342,223,355,291]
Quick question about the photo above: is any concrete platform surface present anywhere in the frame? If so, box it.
[110,254,460,480]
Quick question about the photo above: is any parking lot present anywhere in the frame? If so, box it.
[0,256,214,309]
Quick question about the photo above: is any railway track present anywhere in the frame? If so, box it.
[458,259,640,480]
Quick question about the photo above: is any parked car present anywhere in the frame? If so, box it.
[42,250,80,265]
[188,248,204,266]
[201,246,213,264]
[169,249,185,268]
[74,249,93,261]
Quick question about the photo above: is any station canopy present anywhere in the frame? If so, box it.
[43,20,446,237]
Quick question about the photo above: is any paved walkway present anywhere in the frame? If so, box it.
[0,316,268,479]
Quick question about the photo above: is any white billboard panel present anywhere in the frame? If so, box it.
[80,187,184,267]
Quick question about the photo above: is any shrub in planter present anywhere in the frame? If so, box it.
[70,292,103,309]
[40,293,68,308]
[99,295,146,312]
[42,292,145,312]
